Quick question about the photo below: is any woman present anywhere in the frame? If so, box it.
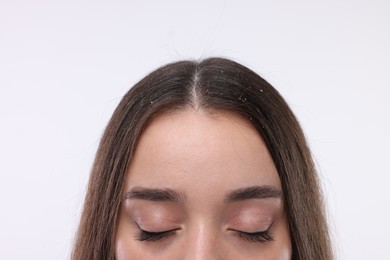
[72,57,333,259]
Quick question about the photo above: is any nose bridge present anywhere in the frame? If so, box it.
[184,222,221,260]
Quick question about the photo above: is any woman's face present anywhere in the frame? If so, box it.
[115,109,291,259]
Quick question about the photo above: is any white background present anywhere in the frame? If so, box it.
[1,1,389,259]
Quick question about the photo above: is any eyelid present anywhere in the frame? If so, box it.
[134,221,274,243]
[235,230,273,243]
[134,221,179,233]
[135,228,178,242]
[134,221,180,242]
[228,222,274,243]
[138,227,180,234]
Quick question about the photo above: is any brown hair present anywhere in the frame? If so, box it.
[72,57,332,259]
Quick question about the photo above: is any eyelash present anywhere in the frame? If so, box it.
[135,229,177,242]
[135,228,273,243]
[234,230,273,243]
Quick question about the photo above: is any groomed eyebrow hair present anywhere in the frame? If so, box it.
[224,185,283,202]
[124,187,185,203]
[124,185,282,204]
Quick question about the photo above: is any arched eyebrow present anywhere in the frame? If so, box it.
[224,185,283,202]
[123,187,185,203]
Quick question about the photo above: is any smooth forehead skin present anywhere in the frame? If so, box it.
[128,109,281,189]
[115,109,291,259]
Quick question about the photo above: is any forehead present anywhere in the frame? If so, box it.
[126,109,281,195]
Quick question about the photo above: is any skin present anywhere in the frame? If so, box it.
[115,109,291,260]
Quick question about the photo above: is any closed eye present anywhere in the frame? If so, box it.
[135,228,178,242]
[134,223,273,243]
[235,230,273,243]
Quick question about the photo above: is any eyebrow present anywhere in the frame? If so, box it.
[124,185,282,204]
[124,187,185,203]
[224,185,283,202]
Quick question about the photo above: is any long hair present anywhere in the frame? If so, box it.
[72,57,332,260]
